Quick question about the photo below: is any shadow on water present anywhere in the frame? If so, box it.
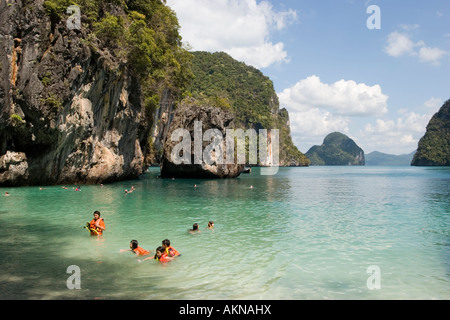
[0,218,162,299]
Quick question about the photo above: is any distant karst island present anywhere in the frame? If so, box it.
[365,151,416,166]
[305,132,365,166]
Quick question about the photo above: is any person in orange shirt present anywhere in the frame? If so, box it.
[162,239,181,257]
[120,240,152,256]
[89,211,106,236]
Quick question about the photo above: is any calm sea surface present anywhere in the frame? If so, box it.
[0,166,449,299]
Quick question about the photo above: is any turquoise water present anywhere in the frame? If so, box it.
[0,166,449,300]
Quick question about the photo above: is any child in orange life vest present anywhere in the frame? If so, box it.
[150,246,174,263]
[120,240,152,256]
[162,239,181,257]
[89,211,106,236]
[140,246,174,263]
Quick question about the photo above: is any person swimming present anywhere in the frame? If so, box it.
[154,246,174,263]
[139,246,176,263]
[189,223,201,234]
[162,239,181,257]
[207,221,214,229]
[120,240,151,256]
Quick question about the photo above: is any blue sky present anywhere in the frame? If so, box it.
[166,0,450,155]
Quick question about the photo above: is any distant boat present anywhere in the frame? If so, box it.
[242,167,251,174]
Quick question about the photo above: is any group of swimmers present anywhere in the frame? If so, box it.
[188,221,214,234]
[120,239,181,263]
[87,211,214,263]
[4,182,253,197]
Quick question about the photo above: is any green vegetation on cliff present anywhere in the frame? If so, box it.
[306,132,365,166]
[190,51,275,128]
[188,51,310,166]
[43,0,194,117]
[411,99,450,166]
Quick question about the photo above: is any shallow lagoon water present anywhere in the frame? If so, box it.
[0,166,449,299]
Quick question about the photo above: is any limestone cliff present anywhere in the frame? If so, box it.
[0,0,191,185]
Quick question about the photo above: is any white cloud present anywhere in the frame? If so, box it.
[384,31,448,65]
[166,0,297,69]
[397,112,432,133]
[278,75,388,117]
[226,42,289,70]
[278,75,388,153]
[423,97,443,109]
[384,31,417,57]
[361,98,441,154]
[280,77,441,155]
[288,109,351,153]
[419,46,448,65]
[289,109,350,137]
[399,24,420,31]
[364,119,395,134]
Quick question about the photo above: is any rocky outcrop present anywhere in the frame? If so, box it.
[0,151,29,185]
[306,132,365,166]
[146,89,176,166]
[160,100,245,178]
[411,99,450,166]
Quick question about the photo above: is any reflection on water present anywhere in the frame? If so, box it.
[0,166,449,299]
